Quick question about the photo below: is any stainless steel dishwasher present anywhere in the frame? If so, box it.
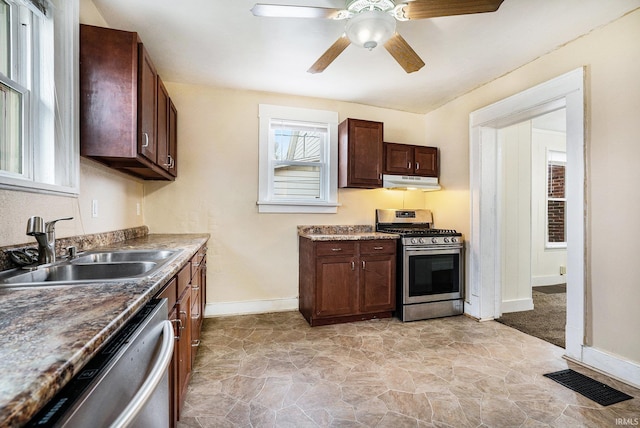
[27,299,174,428]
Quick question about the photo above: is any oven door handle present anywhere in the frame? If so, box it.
[404,246,463,256]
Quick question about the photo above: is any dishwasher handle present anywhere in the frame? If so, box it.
[109,320,175,428]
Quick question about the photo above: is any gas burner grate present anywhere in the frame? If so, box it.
[378,227,460,237]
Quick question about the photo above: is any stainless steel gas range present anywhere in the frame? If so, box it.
[376,209,464,322]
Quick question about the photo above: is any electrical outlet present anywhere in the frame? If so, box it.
[92,199,99,218]
[136,202,141,216]
[560,265,567,275]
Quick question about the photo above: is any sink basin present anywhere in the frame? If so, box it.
[71,250,177,264]
[0,249,182,289]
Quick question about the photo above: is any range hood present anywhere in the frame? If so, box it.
[382,174,441,191]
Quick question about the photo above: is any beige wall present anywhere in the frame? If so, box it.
[422,10,640,363]
[144,85,430,305]
[0,1,143,248]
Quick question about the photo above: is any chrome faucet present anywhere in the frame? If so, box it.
[26,216,73,264]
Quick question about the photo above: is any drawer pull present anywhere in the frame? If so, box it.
[374,246,384,250]
[331,248,342,252]
[191,340,201,348]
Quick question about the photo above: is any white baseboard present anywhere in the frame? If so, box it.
[570,346,640,389]
[501,297,534,314]
[532,275,566,286]
[204,298,298,317]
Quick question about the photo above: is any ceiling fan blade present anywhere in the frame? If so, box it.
[384,33,425,73]
[251,4,342,19]
[307,35,351,74]
[403,0,504,20]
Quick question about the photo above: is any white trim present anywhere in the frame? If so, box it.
[501,298,534,314]
[205,298,298,317]
[568,347,640,390]
[468,68,585,358]
[257,104,339,214]
[256,200,340,214]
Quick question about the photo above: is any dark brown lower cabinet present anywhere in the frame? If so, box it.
[299,238,396,326]
[154,244,207,427]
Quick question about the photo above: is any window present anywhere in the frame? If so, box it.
[0,0,78,194]
[257,104,339,213]
[546,150,566,247]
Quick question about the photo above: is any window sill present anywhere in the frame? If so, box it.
[0,176,79,196]
[256,200,340,214]
[545,243,567,250]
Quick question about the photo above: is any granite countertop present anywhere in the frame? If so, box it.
[298,225,399,241]
[0,233,209,427]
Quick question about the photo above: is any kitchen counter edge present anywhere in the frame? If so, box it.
[0,233,209,428]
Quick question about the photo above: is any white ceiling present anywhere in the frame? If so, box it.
[91,0,640,114]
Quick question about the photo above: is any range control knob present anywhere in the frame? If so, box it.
[431,238,438,244]
[451,237,458,243]
[444,238,450,243]
[411,238,418,244]
[419,238,425,244]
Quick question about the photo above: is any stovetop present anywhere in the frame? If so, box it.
[375,208,463,246]
[377,227,461,237]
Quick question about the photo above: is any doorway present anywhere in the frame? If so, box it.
[495,109,568,348]
[467,68,585,361]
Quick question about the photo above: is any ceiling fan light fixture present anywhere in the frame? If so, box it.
[345,10,396,50]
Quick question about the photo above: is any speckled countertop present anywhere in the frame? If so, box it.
[298,225,399,241]
[0,233,209,427]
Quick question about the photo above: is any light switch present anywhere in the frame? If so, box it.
[92,199,98,218]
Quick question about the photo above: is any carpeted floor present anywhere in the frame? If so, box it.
[496,285,566,348]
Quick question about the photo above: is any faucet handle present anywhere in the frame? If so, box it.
[26,216,45,236]
[45,217,74,232]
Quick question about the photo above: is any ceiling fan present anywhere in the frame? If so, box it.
[251,0,505,74]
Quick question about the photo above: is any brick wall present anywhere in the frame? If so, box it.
[548,164,566,242]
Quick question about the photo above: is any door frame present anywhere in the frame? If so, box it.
[467,68,585,360]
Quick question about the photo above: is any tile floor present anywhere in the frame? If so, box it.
[178,312,640,427]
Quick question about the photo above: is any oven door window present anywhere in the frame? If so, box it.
[408,252,460,296]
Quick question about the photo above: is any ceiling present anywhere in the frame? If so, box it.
[91,0,640,114]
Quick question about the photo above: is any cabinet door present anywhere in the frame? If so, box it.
[168,99,178,177]
[315,256,357,318]
[138,43,157,163]
[414,146,438,177]
[360,254,396,313]
[190,266,202,367]
[157,77,170,172]
[339,119,383,188]
[176,269,191,419]
[384,143,413,175]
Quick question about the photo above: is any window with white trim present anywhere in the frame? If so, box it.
[257,104,339,213]
[0,0,78,194]
[546,150,566,247]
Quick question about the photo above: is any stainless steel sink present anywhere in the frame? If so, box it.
[0,249,182,289]
[71,250,177,264]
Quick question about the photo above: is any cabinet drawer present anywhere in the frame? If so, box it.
[359,240,396,255]
[156,277,177,309]
[316,241,357,257]
[177,262,191,297]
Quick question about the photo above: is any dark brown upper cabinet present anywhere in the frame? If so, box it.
[384,143,438,177]
[79,24,177,180]
[338,119,383,188]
